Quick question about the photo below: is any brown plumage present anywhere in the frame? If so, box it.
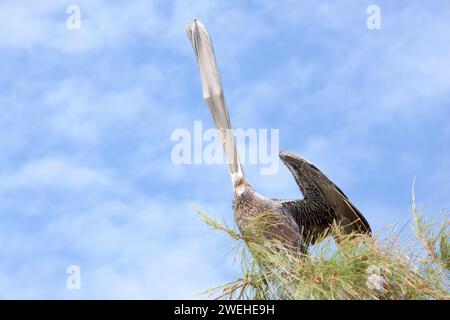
[186,19,371,252]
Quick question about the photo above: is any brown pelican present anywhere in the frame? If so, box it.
[186,19,371,252]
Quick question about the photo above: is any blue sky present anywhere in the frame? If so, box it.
[0,0,449,299]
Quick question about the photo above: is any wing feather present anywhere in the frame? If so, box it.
[280,151,371,235]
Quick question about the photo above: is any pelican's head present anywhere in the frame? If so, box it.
[231,172,247,196]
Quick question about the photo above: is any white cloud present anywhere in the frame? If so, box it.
[0,155,236,298]
[0,158,111,189]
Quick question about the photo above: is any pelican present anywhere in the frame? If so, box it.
[186,19,371,251]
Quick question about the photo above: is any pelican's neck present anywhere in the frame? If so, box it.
[232,172,248,196]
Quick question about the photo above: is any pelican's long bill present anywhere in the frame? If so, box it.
[186,19,245,187]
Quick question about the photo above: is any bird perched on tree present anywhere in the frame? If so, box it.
[186,19,371,252]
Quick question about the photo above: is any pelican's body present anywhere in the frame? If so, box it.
[233,180,304,248]
[186,19,371,251]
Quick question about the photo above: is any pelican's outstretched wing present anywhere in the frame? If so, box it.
[279,151,371,236]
